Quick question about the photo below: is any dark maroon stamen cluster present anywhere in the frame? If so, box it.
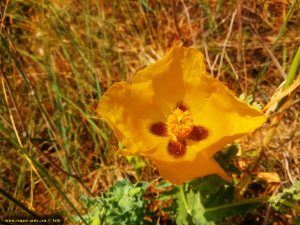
[168,139,186,158]
[149,101,209,158]
[187,125,209,141]
[150,122,168,136]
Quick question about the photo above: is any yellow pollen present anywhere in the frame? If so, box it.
[167,108,193,138]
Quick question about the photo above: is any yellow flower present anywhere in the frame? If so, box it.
[97,46,266,184]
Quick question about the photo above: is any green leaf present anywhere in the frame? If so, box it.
[91,208,101,225]
[186,191,215,225]
[175,188,194,225]
[189,175,234,209]
[174,176,263,224]
[175,185,216,225]
[204,201,259,221]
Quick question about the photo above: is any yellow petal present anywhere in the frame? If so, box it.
[153,149,231,185]
[139,133,231,184]
[184,75,266,157]
[132,46,206,115]
[97,81,167,154]
[132,46,206,83]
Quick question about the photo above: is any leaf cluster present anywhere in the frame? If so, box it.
[81,180,152,225]
[269,181,300,211]
[80,147,300,225]
[239,93,263,110]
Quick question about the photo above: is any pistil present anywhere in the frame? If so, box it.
[167,108,193,138]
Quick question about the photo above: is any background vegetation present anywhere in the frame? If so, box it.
[1,0,299,224]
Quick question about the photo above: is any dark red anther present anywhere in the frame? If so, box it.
[187,125,209,141]
[167,139,187,158]
[150,122,168,136]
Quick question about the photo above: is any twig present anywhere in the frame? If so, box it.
[211,54,220,74]
[237,0,243,63]
[282,151,295,184]
[0,0,10,35]
[217,10,237,79]
[181,0,195,46]
[171,0,185,44]
[262,184,282,225]
[203,42,213,74]
[224,50,239,80]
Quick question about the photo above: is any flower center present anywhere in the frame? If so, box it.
[167,108,193,138]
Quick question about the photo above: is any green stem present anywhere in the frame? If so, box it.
[205,197,269,213]
[179,185,192,215]
[285,46,300,89]
[276,46,300,110]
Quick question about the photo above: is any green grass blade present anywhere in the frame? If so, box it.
[0,187,41,219]
[285,46,300,89]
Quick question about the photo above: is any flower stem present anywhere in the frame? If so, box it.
[179,184,192,215]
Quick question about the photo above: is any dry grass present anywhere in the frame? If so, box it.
[0,0,299,224]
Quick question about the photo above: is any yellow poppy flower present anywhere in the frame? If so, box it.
[97,46,266,184]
